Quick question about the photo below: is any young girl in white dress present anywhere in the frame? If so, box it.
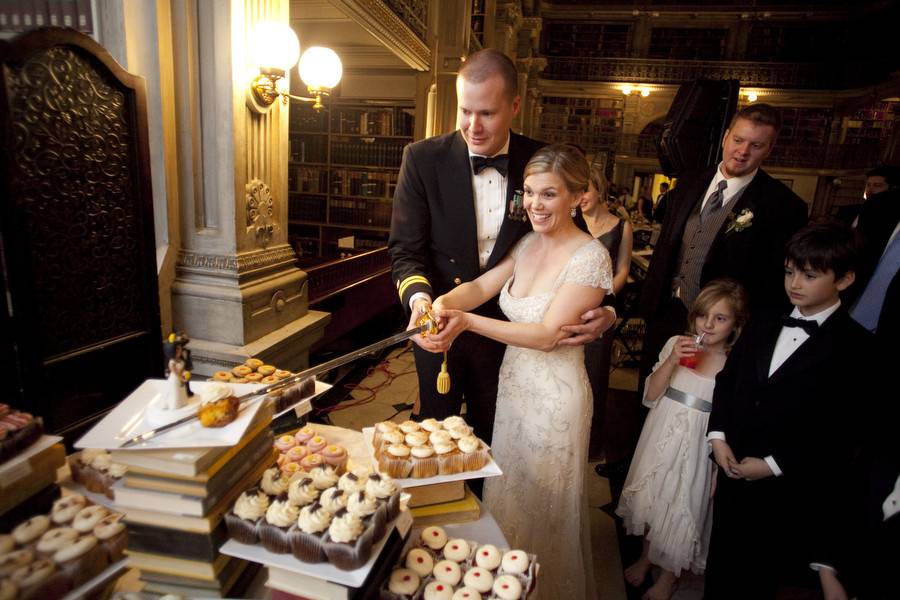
[616,279,749,600]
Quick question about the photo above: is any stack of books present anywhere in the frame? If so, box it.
[109,403,274,598]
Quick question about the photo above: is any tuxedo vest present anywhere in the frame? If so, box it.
[672,184,748,308]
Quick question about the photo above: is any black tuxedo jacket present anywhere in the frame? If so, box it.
[388,130,544,313]
[640,166,808,318]
[708,308,877,570]
[709,307,874,476]
[846,189,900,342]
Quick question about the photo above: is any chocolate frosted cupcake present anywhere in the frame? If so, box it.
[365,473,401,521]
[323,507,372,570]
[291,501,332,562]
[259,496,299,554]
[346,490,386,541]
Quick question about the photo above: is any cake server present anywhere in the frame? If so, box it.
[118,314,439,448]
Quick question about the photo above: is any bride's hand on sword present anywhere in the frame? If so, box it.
[425,308,468,353]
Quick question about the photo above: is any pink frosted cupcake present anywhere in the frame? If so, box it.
[282,444,310,464]
[274,434,297,453]
[306,435,328,453]
[320,444,348,472]
[294,425,317,444]
[300,453,325,472]
[280,461,303,479]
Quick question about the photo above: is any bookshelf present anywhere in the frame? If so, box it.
[648,27,727,61]
[470,0,485,49]
[288,101,414,266]
[541,21,631,58]
[765,106,833,169]
[537,96,625,155]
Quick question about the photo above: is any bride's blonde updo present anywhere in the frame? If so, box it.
[523,143,590,196]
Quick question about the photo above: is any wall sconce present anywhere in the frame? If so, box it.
[621,85,651,97]
[248,21,343,114]
[740,89,760,103]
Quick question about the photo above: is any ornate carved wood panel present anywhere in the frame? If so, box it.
[0,28,162,440]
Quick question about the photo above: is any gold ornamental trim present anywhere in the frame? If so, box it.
[330,0,431,71]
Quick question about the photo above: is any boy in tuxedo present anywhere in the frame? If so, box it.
[704,220,875,599]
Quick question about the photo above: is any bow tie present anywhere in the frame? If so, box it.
[781,315,819,335]
[471,154,509,177]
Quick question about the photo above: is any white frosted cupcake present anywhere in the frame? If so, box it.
[423,580,455,600]
[500,549,530,574]
[287,476,320,507]
[474,544,501,570]
[365,473,401,520]
[434,440,463,475]
[309,464,339,490]
[405,547,434,577]
[291,501,331,562]
[387,568,420,596]
[374,420,399,447]
[259,498,298,554]
[493,574,523,599]
[441,416,467,431]
[432,559,462,586]
[337,469,368,495]
[442,538,471,563]
[378,443,412,479]
[404,431,429,447]
[319,487,348,513]
[457,435,489,471]
[451,588,483,600]
[323,508,373,570]
[260,467,290,497]
[420,526,448,551]
[410,444,439,478]
[227,488,269,544]
[398,420,420,434]
[419,418,442,432]
[347,490,386,540]
[462,567,493,594]
[428,430,453,447]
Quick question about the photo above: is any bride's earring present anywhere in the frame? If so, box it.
[570,206,577,218]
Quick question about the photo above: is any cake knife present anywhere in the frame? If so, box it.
[118,315,438,448]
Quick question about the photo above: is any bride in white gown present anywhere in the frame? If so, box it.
[430,144,612,599]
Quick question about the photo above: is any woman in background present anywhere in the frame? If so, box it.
[580,164,633,461]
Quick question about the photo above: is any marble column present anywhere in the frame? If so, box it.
[169,0,329,375]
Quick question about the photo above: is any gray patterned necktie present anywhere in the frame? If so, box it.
[701,179,728,222]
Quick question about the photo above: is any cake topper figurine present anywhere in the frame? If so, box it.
[162,332,192,410]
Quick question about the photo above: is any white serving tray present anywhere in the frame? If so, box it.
[220,510,414,588]
[361,428,502,487]
[75,379,267,450]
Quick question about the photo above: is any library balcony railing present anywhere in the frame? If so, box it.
[305,247,392,306]
[541,57,878,89]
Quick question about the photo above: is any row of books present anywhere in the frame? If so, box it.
[291,135,328,164]
[331,138,406,168]
[289,166,330,194]
[333,109,414,138]
[110,403,275,597]
[329,197,392,228]
[329,169,397,198]
[0,0,92,33]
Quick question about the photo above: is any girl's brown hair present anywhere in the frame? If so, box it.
[687,278,749,347]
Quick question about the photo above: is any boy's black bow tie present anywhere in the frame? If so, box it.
[471,154,509,176]
[781,315,819,335]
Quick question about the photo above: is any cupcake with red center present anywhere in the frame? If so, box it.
[387,568,419,596]
[404,547,434,577]
[423,580,454,600]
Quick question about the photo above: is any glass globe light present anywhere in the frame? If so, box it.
[299,46,343,90]
[251,21,300,74]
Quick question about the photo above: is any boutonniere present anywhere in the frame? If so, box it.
[725,208,754,234]
[508,189,528,222]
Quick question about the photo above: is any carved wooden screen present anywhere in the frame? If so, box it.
[0,28,162,441]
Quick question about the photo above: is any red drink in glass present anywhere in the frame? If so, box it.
[678,332,705,369]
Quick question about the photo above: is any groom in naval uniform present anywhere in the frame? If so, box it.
[640,103,808,384]
[389,49,613,444]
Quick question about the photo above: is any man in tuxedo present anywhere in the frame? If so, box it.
[388,49,613,443]
[639,104,808,383]
[705,220,877,599]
